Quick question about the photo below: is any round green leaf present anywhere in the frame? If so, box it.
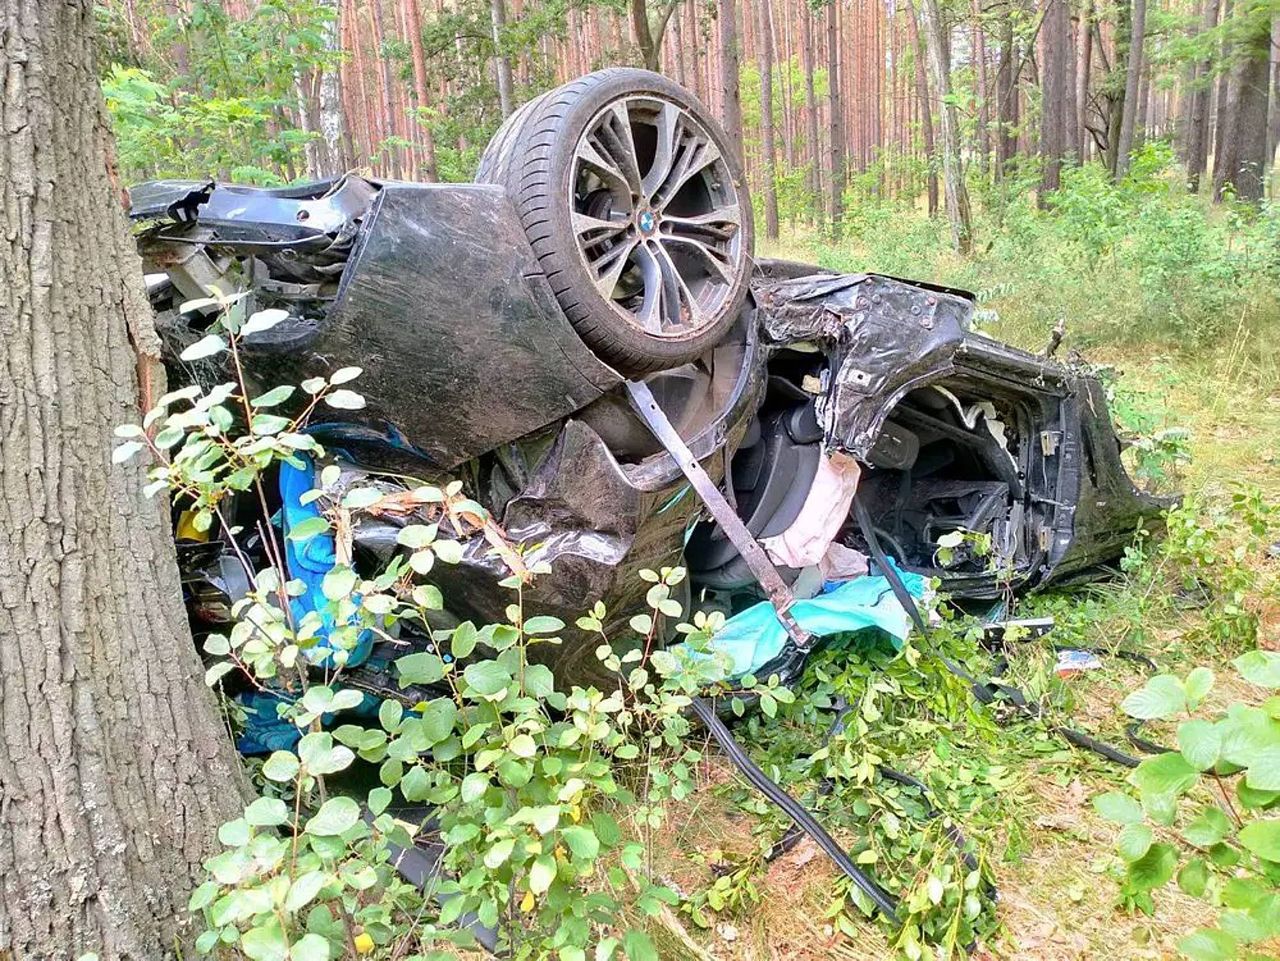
[1093,791,1144,825]
[463,660,512,696]
[1178,719,1223,771]
[244,796,289,827]
[305,796,360,837]
[1176,928,1238,961]
[1238,818,1280,862]
[1121,674,1186,720]
[1118,822,1154,862]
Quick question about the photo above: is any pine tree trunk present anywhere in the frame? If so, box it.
[907,0,939,214]
[755,0,780,237]
[1077,0,1093,161]
[0,2,246,958]
[800,2,823,223]
[719,0,745,163]
[995,9,1019,177]
[318,0,347,174]
[1213,7,1272,202]
[404,0,439,180]
[1039,0,1069,196]
[919,0,973,251]
[827,0,845,237]
[491,0,515,116]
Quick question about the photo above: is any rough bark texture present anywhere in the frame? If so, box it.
[318,0,347,173]
[1115,0,1146,176]
[827,0,844,238]
[1039,0,1071,196]
[920,0,973,251]
[490,0,514,116]
[718,0,745,164]
[755,0,779,238]
[0,2,246,958]
[799,3,823,224]
[1185,0,1221,190]
[1213,6,1273,202]
[905,0,938,214]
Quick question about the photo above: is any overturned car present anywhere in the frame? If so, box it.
[132,68,1163,697]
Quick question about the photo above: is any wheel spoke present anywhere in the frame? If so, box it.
[573,211,629,244]
[575,139,634,198]
[649,240,703,329]
[597,102,643,195]
[632,244,667,334]
[587,234,640,298]
[662,203,742,242]
[652,138,722,210]
[642,102,683,197]
[658,232,735,285]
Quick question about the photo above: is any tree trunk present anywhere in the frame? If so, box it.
[491,0,515,117]
[404,0,439,180]
[367,0,400,175]
[1211,0,1235,184]
[1039,0,1070,197]
[800,2,823,223]
[1077,0,1093,161]
[827,0,845,238]
[919,0,973,250]
[905,0,938,213]
[0,2,246,958]
[755,0,780,237]
[1114,0,1145,176]
[318,0,347,174]
[719,0,745,163]
[995,8,1019,177]
[1213,7,1273,202]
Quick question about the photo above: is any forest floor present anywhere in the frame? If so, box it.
[617,228,1280,961]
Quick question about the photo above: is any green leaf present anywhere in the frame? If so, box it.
[1179,719,1223,771]
[320,566,357,601]
[1118,823,1155,862]
[112,441,143,464]
[244,796,289,827]
[483,837,515,869]
[285,871,328,913]
[1122,674,1186,720]
[1244,747,1280,791]
[623,931,659,961]
[1236,651,1280,688]
[240,308,289,337]
[261,751,299,782]
[1177,857,1209,898]
[287,516,330,542]
[529,854,557,895]
[400,765,431,802]
[341,487,382,509]
[1177,928,1238,961]
[1127,842,1178,891]
[1183,806,1232,847]
[329,366,363,384]
[1094,791,1145,824]
[561,825,600,860]
[180,333,226,361]
[1131,752,1200,805]
[1238,819,1280,862]
[1184,667,1215,709]
[420,698,458,743]
[396,523,437,549]
[367,786,392,815]
[250,414,290,436]
[523,615,564,635]
[305,796,360,837]
[240,918,288,961]
[509,733,537,758]
[464,660,511,696]
[450,621,478,659]
[289,932,331,961]
[460,772,490,803]
[324,389,366,410]
[250,384,295,408]
[396,652,445,686]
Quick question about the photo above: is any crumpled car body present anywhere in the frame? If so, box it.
[133,174,1166,692]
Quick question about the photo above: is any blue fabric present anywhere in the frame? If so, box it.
[696,564,929,678]
[278,455,374,668]
[236,691,301,754]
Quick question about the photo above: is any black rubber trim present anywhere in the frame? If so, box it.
[690,696,900,920]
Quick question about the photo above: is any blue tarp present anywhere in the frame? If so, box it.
[278,455,374,669]
[694,566,929,678]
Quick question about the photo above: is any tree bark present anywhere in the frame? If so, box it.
[905,0,939,213]
[1039,0,1070,197]
[318,0,347,174]
[755,0,780,237]
[995,7,1020,177]
[718,0,745,163]
[800,2,823,223]
[1077,0,1093,161]
[919,0,973,250]
[490,0,515,117]
[1213,6,1272,202]
[0,2,246,958]
[1114,0,1145,176]
[827,0,845,238]
[404,0,439,180]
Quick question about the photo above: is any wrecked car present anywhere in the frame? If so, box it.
[131,68,1164,699]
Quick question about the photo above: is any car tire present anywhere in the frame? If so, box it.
[476,68,754,375]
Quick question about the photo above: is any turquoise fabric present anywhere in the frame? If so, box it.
[696,566,928,678]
